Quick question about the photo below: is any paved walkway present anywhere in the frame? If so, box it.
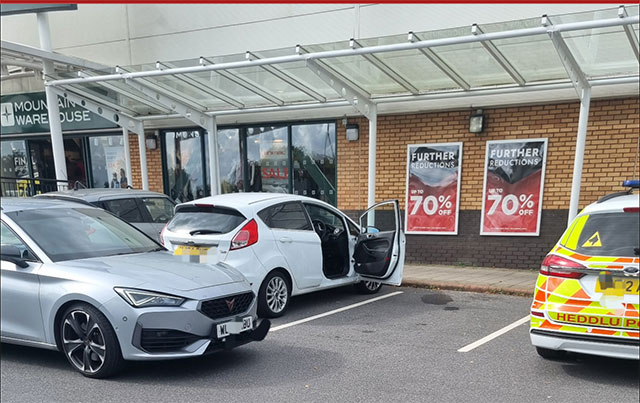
[402,264,539,296]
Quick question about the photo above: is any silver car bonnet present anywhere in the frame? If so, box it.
[54,251,246,292]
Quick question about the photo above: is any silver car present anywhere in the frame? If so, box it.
[0,198,270,378]
[36,188,176,242]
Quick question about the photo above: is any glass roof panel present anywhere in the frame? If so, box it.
[490,34,567,83]
[357,35,463,91]
[226,65,315,104]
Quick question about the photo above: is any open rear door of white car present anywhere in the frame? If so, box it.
[353,200,405,286]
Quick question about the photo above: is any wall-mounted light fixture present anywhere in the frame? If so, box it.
[346,124,359,141]
[469,109,485,134]
[145,134,158,150]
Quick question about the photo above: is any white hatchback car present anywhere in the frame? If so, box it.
[161,193,405,317]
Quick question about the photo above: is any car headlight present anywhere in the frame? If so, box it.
[114,288,185,308]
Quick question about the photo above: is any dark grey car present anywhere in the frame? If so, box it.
[36,188,175,242]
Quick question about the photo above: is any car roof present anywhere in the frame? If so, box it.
[581,192,639,215]
[180,192,338,215]
[36,188,170,202]
[0,197,95,213]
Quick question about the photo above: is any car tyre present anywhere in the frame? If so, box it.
[353,280,383,294]
[535,347,566,360]
[258,270,291,318]
[59,303,124,378]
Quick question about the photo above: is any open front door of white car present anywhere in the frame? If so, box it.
[353,200,405,286]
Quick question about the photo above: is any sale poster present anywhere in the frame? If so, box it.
[405,142,462,235]
[480,138,548,236]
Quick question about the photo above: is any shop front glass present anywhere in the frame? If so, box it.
[165,130,206,202]
[292,123,337,205]
[1,140,29,179]
[246,125,289,193]
[88,135,128,188]
[204,128,242,194]
[28,138,87,186]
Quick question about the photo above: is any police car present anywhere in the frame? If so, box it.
[530,180,639,360]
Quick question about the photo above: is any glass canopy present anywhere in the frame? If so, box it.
[3,5,637,118]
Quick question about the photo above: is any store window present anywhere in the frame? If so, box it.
[28,138,87,185]
[205,128,242,194]
[292,123,337,205]
[246,126,289,193]
[88,135,128,188]
[1,140,29,178]
[165,130,206,202]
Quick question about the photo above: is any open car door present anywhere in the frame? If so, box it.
[353,200,405,286]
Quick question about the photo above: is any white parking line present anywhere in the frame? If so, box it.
[270,291,404,332]
[457,315,530,353]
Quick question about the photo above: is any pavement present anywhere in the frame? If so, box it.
[402,264,539,296]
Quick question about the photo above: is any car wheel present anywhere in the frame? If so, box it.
[354,280,383,294]
[258,270,291,318]
[60,303,124,378]
[535,346,566,360]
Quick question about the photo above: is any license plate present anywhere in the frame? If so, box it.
[216,316,253,339]
[174,245,211,256]
[596,273,639,296]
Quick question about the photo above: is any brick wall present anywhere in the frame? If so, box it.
[337,97,639,211]
[127,132,163,193]
[337,97,639,269]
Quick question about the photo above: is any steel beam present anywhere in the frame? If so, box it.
[296,44,371,100]
[246,51,326,102]
[200,56,284,106]
[1,40,110,72]
[47,15,639,88]
[157,61,244,109]
[619,6,640,62]
[472,24,526,86]
[117,66,208,112]
[306,59,374,119]
[408,31,471,90]
[65,84,139,116]
[79,71,171,114]
[49,86,145,135]
[350,38,419,94]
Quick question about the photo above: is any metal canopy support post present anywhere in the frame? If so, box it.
[49,86,145,135]
[37,13,68,187]
[408,32,471,91]
[472,24,526,86]
[122,127,133,188]
[619,6,640,62]
[306,58,377,212]
[138,132,149,190]
[206,116,221,196]
[246,51,326,102]
[350,38,419,95]
[200,57,284,106]
[545,16,592,224]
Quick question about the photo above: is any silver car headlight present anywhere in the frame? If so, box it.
[114,288,185,308]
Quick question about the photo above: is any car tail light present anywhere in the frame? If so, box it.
[531,311,545,318]
[230,219,258,250]
[159,223,168,246]
[539,254,586,279]
[623,207,639,213]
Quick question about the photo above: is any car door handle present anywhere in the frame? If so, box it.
[279,237,293,243]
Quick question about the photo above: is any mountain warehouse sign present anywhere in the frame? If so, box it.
[1,92,116,134]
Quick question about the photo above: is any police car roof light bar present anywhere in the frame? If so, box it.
[622,179,639,188]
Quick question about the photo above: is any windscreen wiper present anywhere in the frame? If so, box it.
[189,229,222,235]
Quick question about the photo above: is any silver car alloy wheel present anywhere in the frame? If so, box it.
[266,276,288,313]
[62,310,106,374]
[363,281,381,291]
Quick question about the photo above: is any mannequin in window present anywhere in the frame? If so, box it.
[110,172,120,188]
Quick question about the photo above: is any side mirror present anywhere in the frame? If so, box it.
[364,226,380,234]
[0,244,29,268]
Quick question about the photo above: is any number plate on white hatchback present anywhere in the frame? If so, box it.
[216,316,253,338]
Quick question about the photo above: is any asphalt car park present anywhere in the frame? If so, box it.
[2,286,638,403]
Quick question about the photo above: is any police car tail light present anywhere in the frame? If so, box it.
[540,255,586,279]
[623,207,639,213]
[230,219,258,250]
[159,223,168,246]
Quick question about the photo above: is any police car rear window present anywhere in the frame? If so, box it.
[564,212,639,257]
[168,205,245,234]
